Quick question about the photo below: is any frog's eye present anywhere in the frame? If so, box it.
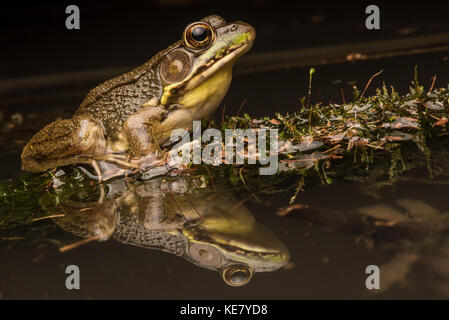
[222,264,253,287]
[184,23,214,49]
[160,50,191,84]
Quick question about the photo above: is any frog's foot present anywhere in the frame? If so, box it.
[79,160,133,182]
[80,151,169,181]
[92,153,141,170]
[129,150,167,167]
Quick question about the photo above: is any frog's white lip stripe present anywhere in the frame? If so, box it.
[188,232,286,254]
[188,241,288,272]
[183,42,251,91]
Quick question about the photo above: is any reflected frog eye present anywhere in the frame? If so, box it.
[222,264,253,287]
[184,23,214,48]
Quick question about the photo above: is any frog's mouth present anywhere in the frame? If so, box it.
[183,226,290,273]
[213,241,289,269]
[164,29,255,98]
[184,35,254,91]
[188,239,289,272]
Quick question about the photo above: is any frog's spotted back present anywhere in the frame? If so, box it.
[78,41,180,110]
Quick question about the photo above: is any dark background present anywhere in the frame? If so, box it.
[1,0,449,299]
[1,0,448,120]
[1,0,448,76]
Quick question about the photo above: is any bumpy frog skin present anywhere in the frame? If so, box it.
[21,15,255,180]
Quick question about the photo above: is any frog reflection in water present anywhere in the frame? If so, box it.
[21,15,255,181]
[47,177,290,286]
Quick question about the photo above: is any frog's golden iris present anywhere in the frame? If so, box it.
[222,264,253,286]
[183,22,215,48]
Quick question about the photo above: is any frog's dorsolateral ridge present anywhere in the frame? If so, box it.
[21,15,255,181]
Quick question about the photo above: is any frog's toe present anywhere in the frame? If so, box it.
[93,153,140,169]
[98,161,133,180]
[78,160,133,181]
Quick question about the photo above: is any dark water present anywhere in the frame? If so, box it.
[1,177,449,299]
[1,1,449,300]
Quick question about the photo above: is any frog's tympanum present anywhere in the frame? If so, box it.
[47,177,289,286]
[21,16,255,180]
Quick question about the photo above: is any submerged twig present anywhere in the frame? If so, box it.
[236,99,247,117]
[59,235,102,252]
[429,75,437,92]
[32,214,65,222]
[361,69,383,97]
[239,167,262,203]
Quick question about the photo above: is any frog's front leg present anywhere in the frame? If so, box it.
[138,195,187,230]
[123,106,169,157]
[21,115,107,173]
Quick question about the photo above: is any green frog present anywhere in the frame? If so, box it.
[44,176,289,287]
[21,15,255,180]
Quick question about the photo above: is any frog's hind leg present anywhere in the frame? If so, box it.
[21,116,107,173]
